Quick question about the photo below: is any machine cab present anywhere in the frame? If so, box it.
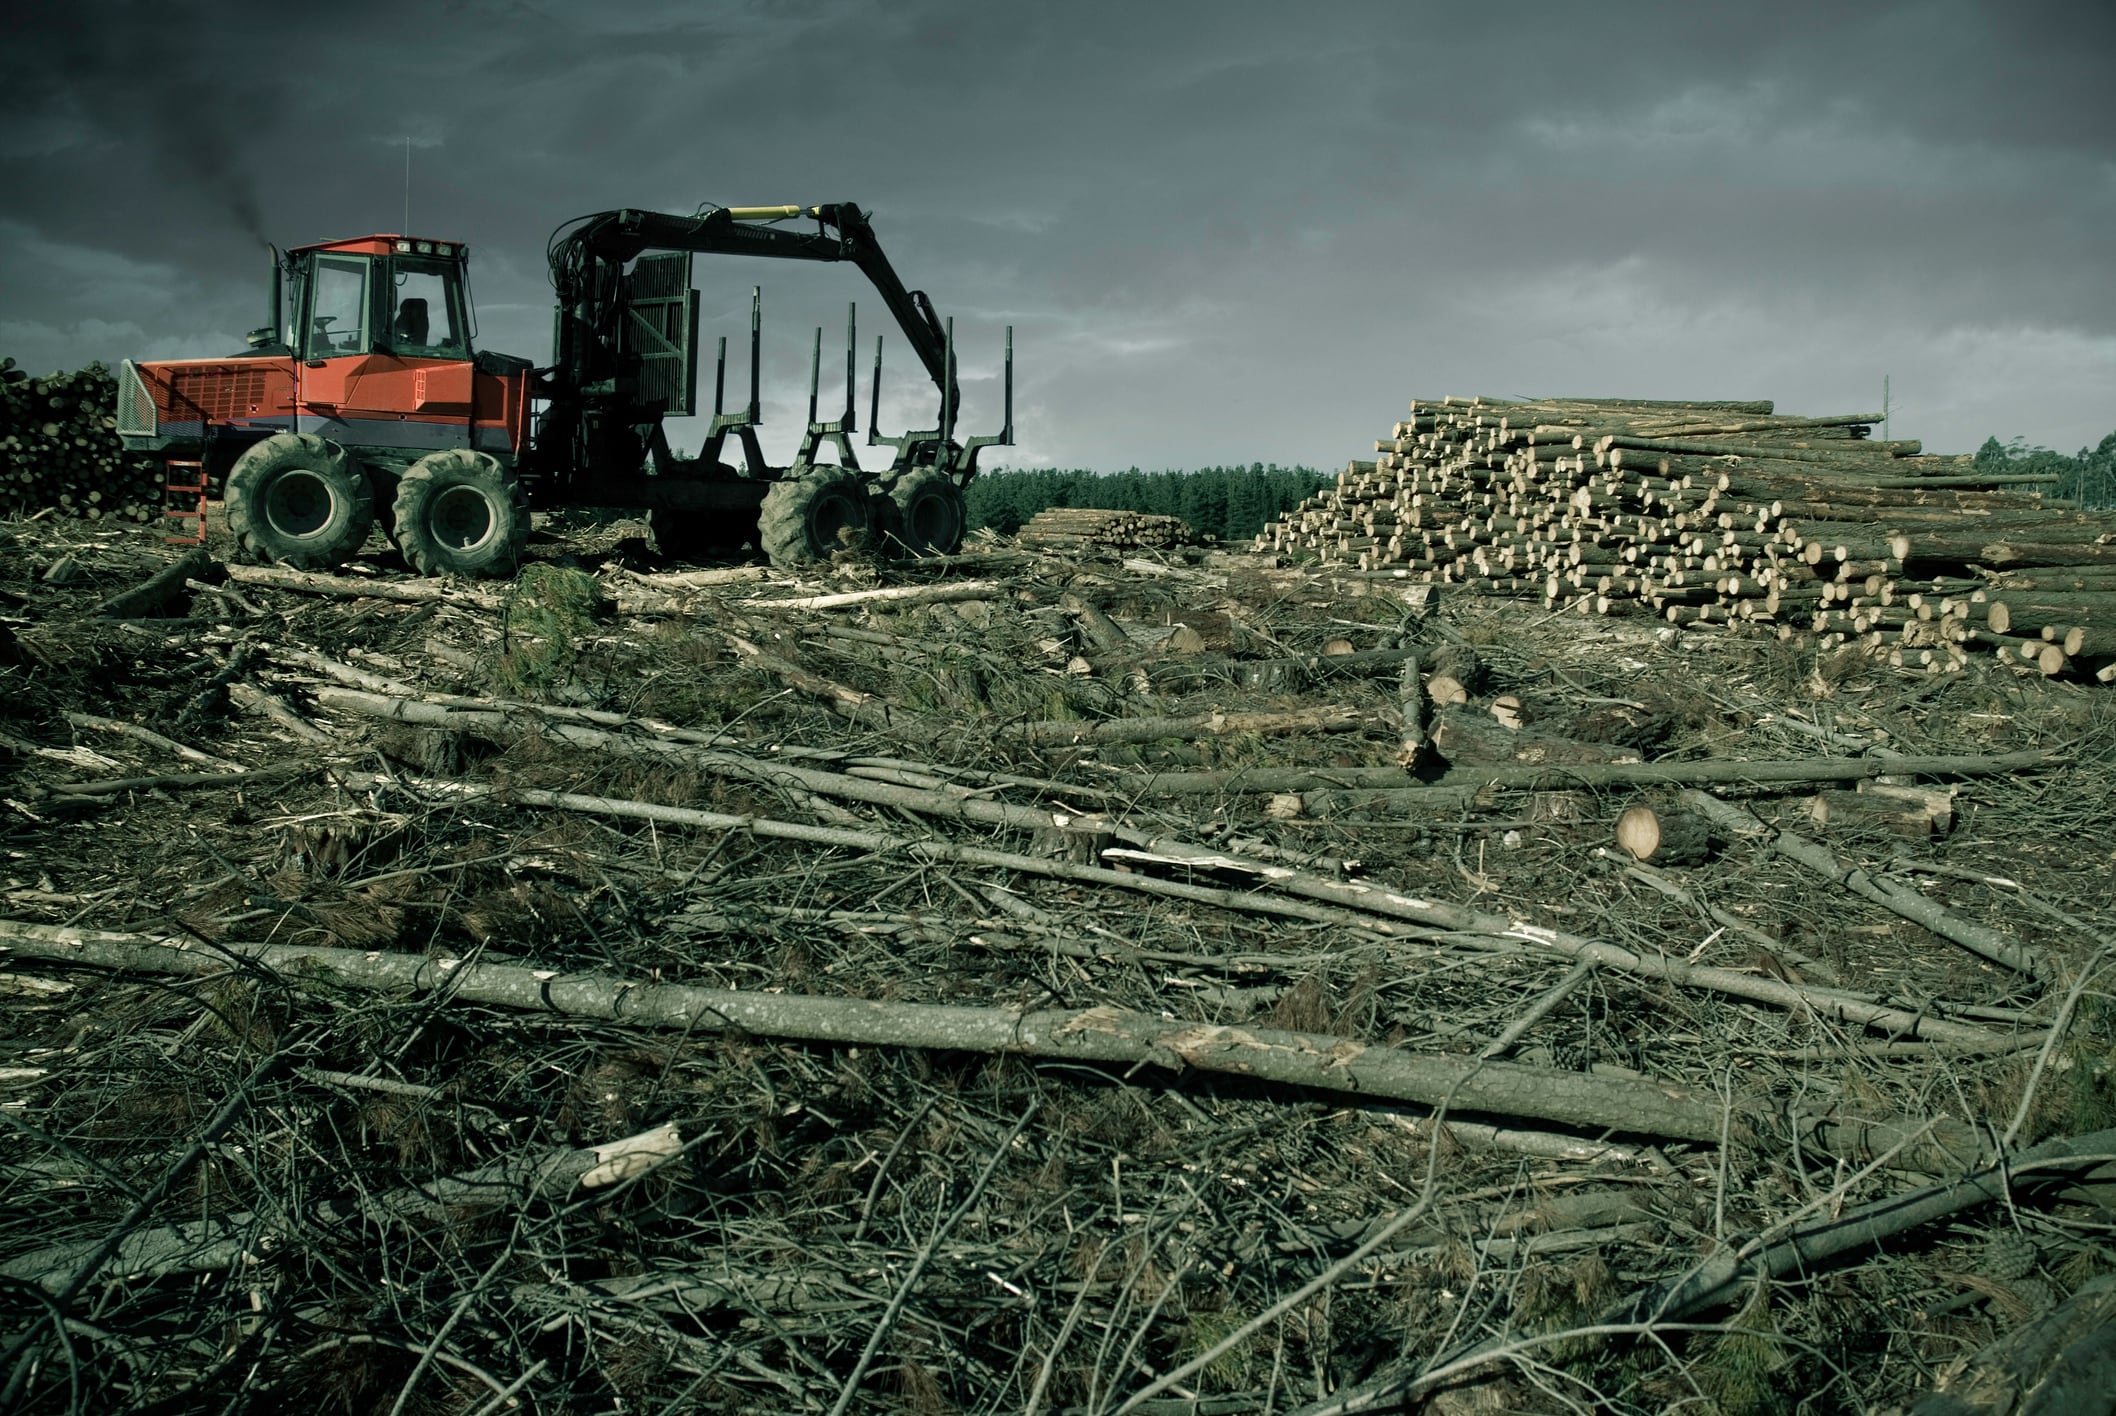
[283,234,527,457]
[296,236,473,365]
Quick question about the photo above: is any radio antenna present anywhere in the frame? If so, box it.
[402,138,411,233]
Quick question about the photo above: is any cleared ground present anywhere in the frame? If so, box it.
[1,509,2111,1416]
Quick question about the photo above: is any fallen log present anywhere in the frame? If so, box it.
[738,578,1003,611]
[1396,652,1425,767]
[1191,644,1425,693]
[1061,593,1133,655]
[95,546,216,619]
[359,754,2013,1050]
[1435,749,2053,793]
[1680,790,2053,984]
[299,688,2022,1047]
[1613,806,1710,865]
[1430,707,1643,768]
[0,1120,684,1292]
[1117,765,1414,795]
[309,686,1108,840]
[722,631,900,733]
[1901,537,2116,572]
[617,564,771,589]
[221,563,504,608]
[1003,705,1364,746]
[41,763,310,798]
[63,711,242,772]
[1424,643,1485,705]
[228,682,333,744]
[1599,1127,2116,1329]
[1113,838,2009,1048]
[1808,787,1943,839]
[1305,1124,2116,1416]
[334,772,1462,939]
[0,919,1742,1144]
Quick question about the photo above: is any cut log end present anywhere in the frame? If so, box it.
[1426,674,1470,707]
[1615,806,1711,866]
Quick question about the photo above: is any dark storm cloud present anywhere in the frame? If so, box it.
[1,0,2109,462]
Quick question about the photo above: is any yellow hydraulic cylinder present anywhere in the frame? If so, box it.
[725,205,814,221]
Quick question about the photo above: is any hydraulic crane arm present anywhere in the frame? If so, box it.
[548,202,956,418]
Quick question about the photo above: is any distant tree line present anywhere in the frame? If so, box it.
[964,464,1332,542]
[1976,431,2116,509]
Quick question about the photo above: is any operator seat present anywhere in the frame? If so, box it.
[394,297,430,349]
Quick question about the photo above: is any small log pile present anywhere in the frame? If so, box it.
[1255,395,2116,682]
[0,359,166,523]
[1017,504,1196,550]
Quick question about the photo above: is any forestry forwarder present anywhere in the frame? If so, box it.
[114,203,1013,575]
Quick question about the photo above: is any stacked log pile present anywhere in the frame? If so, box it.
[0,358,165,522]
[1017,504,1195,550]
[1256,395,2116,681]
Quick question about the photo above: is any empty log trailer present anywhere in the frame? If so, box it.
[114,203,1012,574]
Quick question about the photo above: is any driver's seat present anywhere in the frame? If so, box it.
[394,297,430,347]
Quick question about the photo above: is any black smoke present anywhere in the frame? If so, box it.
[4,0,274,243]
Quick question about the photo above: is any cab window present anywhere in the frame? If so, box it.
[305,255,371,360]
[388,257,469,359]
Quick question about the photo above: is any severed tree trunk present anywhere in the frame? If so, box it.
[1425,643,1486,705]
[96,547,216,619]
[1613,806,1710,865]
[1808,788,1940,839]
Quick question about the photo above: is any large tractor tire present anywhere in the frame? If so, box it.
[758,468,872,568]
[223,432,374,569]
[392,449,528,578]
[880,466,967,557]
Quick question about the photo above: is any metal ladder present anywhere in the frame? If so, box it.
[162,460,207,545]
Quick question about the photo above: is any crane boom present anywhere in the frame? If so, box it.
[547,203,957,422]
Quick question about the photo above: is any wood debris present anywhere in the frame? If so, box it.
[0,487,2111,1416]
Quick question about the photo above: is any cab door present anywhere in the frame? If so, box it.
[296,250,475,455]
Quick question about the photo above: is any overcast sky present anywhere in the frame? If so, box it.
[3,0,2110,470]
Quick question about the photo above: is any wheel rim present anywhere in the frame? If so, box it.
[262,469,337,540]
[905,490,958,549]
[429,484,498,553]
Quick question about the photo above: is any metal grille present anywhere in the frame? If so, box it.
[621,252,699,417]
[170,366,268,421]
[115,359,159,437]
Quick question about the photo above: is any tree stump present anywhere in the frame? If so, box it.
[1615,806,1711,865]
[1426,644,1486,706]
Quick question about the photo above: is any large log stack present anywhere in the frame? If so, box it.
[1255,395,2116,681]
[0,358,168,523]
